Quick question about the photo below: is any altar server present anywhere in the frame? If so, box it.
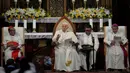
[78,24,99,71]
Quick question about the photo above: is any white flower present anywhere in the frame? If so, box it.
[69,7,111,19]
[4,8,46,20]
[105,9,110,15]
[18,8,25,14]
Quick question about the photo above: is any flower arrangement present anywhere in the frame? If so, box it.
[4,8,25,20]
[35,8,46,18]
[4,8,46,20]
[68,7,112,19]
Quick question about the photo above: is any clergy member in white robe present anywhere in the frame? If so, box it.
[52,22,81,72]
[104,24,128,70]
[3,26,23,62]
[78,24,99,71]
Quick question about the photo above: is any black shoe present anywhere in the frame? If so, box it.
[89,69,93,72]
[118,69,123,72]
[60,70,66,72]
[73,70,80,72]
[89,69,96,72]
[56,70,60,72]
[80,67,86,71]
[107,68,114,71]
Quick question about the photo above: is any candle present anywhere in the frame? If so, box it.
[108,19,112,27]
[96,0,99,2]
[89,19,93,28]
[39,0,42,2]
[14,0,17,2]
[72,0,75,2]
[33,19,36,29]
[100,19,103,28]
[24,20,27,29]
[84,0,87,1]
[26,0,29,2]
[15,20,18,27]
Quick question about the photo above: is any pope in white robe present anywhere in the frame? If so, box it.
[78,24,99,71]
[3,26,23,62]
[104,24,128,70]
[52,23,81,72]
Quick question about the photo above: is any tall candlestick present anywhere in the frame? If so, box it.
[26,0,29,2]
[24,20,27,29]
[96,0,99,8]
[96,0,99,2]
[14,0,17,8]
[33,19,36,29]
[39,0,42,8]
[26,0,29,8]
[100,19,103,28]
[72,0,75,10]
[24,20,27,32]
[84,0,87,8]
[15,20,18,27]
[89,19,93,28]
[99,19,103,31]
[72,0,75,2]
[108,19,112,27]
[39,0,42,2]
[14,0,17,2]
[33,19,36,32]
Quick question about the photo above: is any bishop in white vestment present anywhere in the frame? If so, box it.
[104,24,128,70]
[3,26,23,62]
[78,24,99,71]
[52,23,81,72]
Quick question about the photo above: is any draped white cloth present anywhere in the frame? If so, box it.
[78,33,99,70]
[104,31,128,69]
[3,34,23,62]
[52,30,81,71]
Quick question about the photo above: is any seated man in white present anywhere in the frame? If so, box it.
[3,26,23,62]
[104,24,128,71]
[52,22,81,72]
[78,24,99,71]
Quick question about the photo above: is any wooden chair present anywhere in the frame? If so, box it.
[1,27,25,66]
[51,16,76,71]
[104,26,129,70]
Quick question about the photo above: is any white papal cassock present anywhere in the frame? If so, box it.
[52,30,81,71]
[3,33,23,62]
[104,32,128,69]
[78,33,99,70]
